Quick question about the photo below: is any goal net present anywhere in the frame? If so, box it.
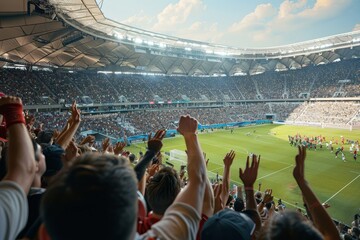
[169,149,187,163]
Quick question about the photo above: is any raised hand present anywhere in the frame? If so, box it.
[213,183,224,214]
[262,189,274,204]
[293,146,306,185]
[102,138,110,152]
[223,150,235,167]
[0,96,25,126]
[177,115,198,136]
[147,129,166,153]
[114,141,126,155]
[25,114,35,128]
[147,163,160,178]
[239,154,261,188]
[80,135,95,145]
[70,100,81,124]
[64,141,79,168]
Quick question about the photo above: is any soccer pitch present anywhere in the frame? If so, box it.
[128,124,360,225]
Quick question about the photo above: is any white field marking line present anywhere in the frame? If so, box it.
[198,138,292,166]
[202,141,293,166]
[199,139,249,155]
[205,160,224,168]
[323,174,360,204]
[257,165,294,181]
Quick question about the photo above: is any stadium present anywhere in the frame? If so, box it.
[0,0,359,239]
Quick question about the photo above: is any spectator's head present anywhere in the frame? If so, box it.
[145,167,181,215]
[260,210,323,240]
[42,144,64,178]
[32,138,46,179]
[128,153,136,163]
[201,209,255,240]
[36,130,54,144]
[40,153,138,240]
[255,191,262,204]
[234,197,245,212]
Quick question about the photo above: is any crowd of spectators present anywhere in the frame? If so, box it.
[28,103,273,138]
[1,58,359,105]
[27,101,360,139]
[287,102,360,126]
[1,95,358,240]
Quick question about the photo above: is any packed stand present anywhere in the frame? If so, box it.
[1,58,359,105]
[286,102,360,125]
[29,103,272,138]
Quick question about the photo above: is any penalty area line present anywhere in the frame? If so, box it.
[324,174,360,204]
[257,165,294,181]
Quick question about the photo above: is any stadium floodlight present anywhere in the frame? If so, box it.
[214,51,227,56]
[147,41,154,46]
[134,38,143,44]
[159,42,166,48]
[97,71,113,74]
[185,47,192,51]
[112,31,124,39]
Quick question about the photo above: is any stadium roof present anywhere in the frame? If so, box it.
[0,0,360,75]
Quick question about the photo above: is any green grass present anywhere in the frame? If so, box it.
[126,124,360,225]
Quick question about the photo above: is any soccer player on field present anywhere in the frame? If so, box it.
[354,149,358,162]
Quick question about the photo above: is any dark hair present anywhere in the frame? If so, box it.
[145,167,181,215]
[41,153,138,240]
[260,211,324,240]
[234,197,245,212]
[31,138,39,162]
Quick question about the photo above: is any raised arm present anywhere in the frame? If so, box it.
[201,153,214,217]
[55,101,81,149]
[134,129,165,181]
[239,154,262,234]
[221,150,235,206]
[0,96,36,193]
[293,146,340,240]
[173,115,206,212]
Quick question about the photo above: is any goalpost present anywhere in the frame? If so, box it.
[168,149,223,183]
[169,149,187,163]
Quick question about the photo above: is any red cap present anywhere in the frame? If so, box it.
[0,92,5,97]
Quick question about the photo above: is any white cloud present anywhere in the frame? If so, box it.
[278,0,307,18]
[119,0,355,48]
[152,0,205,31]
[177,22,224,43]
[353,23,360,31]
[225,0,353,47]
[229,3,277,33]
[122,10,154,28]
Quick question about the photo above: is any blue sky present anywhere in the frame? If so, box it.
[100,0,360,48]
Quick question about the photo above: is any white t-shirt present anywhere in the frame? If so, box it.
[137,202,201,240]
[0,181,28,240]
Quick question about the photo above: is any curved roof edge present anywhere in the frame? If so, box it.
[49,0,360,59]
